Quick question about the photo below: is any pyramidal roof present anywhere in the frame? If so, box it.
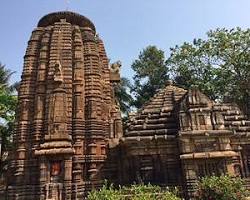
[125,83,187,137]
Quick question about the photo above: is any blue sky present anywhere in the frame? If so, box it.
[1,0,250,83]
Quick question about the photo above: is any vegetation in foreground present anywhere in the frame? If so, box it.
[87,175,248,200]
[87,183,181,200]
[195,175,248,200]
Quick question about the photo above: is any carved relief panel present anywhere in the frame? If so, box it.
[48,91,68,136]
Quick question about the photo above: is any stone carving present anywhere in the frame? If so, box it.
[53,61,63,83]
[110,61,121,83]
[51,161,61,177]
[110,60,121,73]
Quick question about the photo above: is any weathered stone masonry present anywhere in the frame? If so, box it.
[6,11,122,200]
[124,84,250,198]
[6,11,250,200]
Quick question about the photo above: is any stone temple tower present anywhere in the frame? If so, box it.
[6,11,122,200]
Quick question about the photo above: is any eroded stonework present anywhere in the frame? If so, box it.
[6,11,122,200]
[123,84,250,199]
[6,11,250,200]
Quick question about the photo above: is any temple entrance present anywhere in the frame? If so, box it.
[127,154,179,186]
[196,158,226,178]
[239,145,250,178]
[132,155,155,184]
[45,160,64,200]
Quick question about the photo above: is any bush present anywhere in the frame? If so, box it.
[195,175,248,200]
[87,182,122,200]
[87,182,181,200]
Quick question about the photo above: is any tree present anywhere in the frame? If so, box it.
[0,63,17,176]
[0,63,16,92]
[114,77,133,116]
[131,46,169,109]
[167,28,250,117]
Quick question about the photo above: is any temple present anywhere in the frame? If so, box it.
[5,11,250,200]
[123,82,250,198]
[6,11,122,200]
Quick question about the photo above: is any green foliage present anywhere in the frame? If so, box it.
[167,28,250,116]
[0,63,17,175]
[195,175,248,200]
[87,183,181,200]
[114,77,133,116]
[0,63,16,93]
[0,88,17,152]
[126,184,180,200]
[0,88,17,123]
[87,183,121,200]
[131,46,169,109]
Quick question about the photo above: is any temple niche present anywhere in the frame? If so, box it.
[5,11,250,200]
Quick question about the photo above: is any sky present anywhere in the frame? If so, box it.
[0,0,250,83]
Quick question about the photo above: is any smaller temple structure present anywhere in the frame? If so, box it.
[122,82,250,198]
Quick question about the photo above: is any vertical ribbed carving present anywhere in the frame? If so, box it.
[82,27,105,190]
[71,25,85,199]
[7,11,122,200]
[33,28,51,146]
[98,39,112,139]
[8,28,43,199]
[45,21,70,141]
[20,28,43,180]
